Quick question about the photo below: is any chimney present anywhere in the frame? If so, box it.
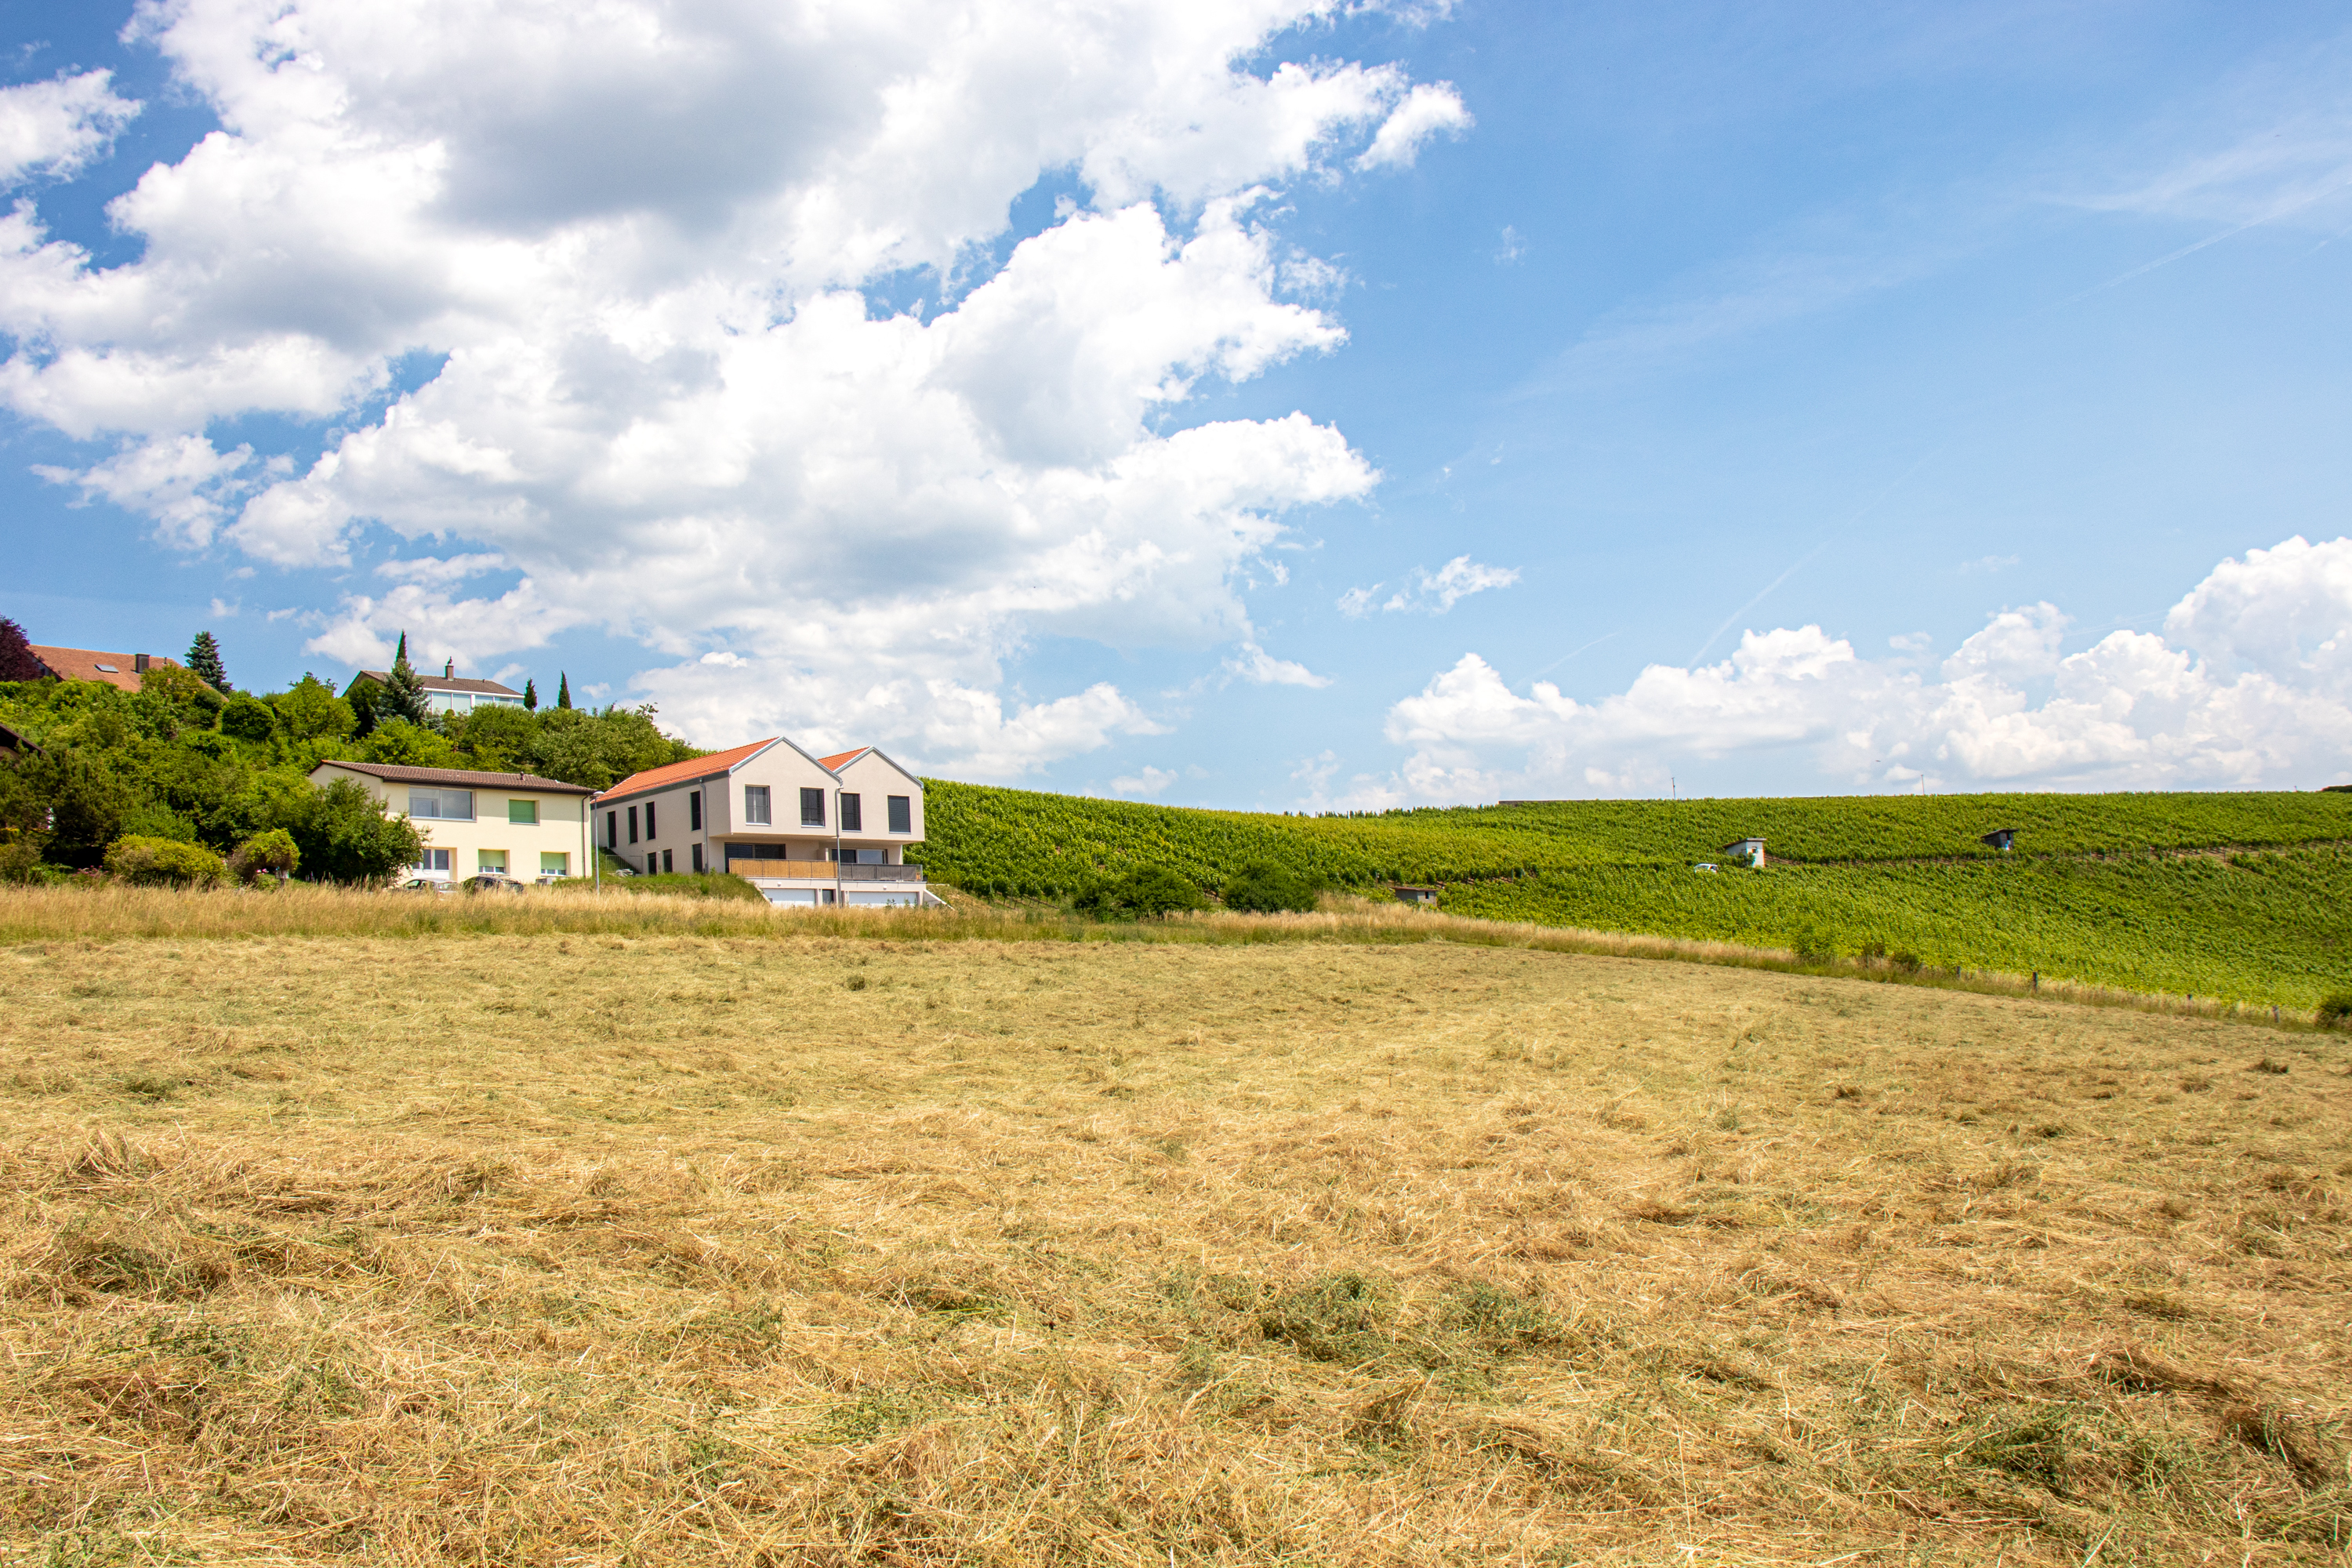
[134,654,151,673]
[444,659,456,678]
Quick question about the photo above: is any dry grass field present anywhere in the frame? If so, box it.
[2,931,2347,1566]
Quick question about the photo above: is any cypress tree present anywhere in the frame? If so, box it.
[380,634,432,725]
[523,678,538,711]
[557,673,572,710]
[186,630,228,689]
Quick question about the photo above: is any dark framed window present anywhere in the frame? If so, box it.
[627,806,639,844]
[645,800,657,839]
[688,790,701,830]
[662,849,673,873]
[743,785,771,824]
[691,844,703,873]
[605,811,618,848]
[800,787,825,826]
[840,793,862,832]
[887,795,911,833]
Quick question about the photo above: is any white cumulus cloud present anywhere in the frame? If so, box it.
[0,71,140,185]
[1345,537,2352,803]
[0,0,1454,773]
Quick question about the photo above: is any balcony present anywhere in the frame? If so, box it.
[727,859,924,882]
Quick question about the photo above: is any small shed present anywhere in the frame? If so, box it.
[1394,885,1439,906]
[1693,862,1719,873]
[1720,837,1766,869]
[1980,828,2018,852]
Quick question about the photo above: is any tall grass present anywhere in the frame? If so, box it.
[0,883,2326,1029]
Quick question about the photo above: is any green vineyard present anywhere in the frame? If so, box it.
[908,782,2352,1006]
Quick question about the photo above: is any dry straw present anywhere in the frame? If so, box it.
[2,927,2347,1563]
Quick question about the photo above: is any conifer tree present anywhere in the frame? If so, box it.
[523,677,538,711]
[186,630,228,689]
[557,673,572,710]
[380,633,432,726]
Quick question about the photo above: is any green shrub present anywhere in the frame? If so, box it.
[1072,866,1205,920]
[1219,860,1323,913]
[2318,993,2352,1029]
[229,828,300,884]
[104,835,228,887]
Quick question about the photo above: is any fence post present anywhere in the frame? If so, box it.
[2031,971,2038,994]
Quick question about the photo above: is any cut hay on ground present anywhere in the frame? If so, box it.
[2,935,2346,1565]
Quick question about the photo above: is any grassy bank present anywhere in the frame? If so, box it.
[4,935,2347,1564]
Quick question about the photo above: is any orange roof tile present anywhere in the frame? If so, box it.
[29,644,185,693]
[815,747,869,771]
[603,738,775,800]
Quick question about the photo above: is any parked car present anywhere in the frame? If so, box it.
[394,877,454,894]
[459,874,528,894]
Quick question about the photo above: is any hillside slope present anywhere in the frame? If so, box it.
[910,782,2352,1005]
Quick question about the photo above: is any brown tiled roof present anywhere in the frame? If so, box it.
[310,760,593,794]
[28,645,183,693]
[816,746,870,771]
[354,670,521,697]
[602,739,775,800]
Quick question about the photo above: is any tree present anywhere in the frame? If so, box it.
[14,746,138,867]
[0,618,44,683]
[523,677,538,711]
[1220,860,1323,913]
[379,636,432,726]
[270,778,424,882]
[265,675,357,742]
[358,720,459,769]
[186,630,228,689]
[1072,866,1205,920]
[556,672,572,710]
[220,695,279,742]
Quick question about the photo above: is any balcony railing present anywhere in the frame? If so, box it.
[727,859,924,882]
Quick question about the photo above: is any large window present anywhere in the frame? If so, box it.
[744,786,771,825]
[646,800,658,838]
[887,794,911,834]
[688,791,702,831]
[539,852,569,877]
[417,848,452,873]
[408,789,473,820]
[477,849,507,874]
[605,811,618,848]
[840,792,862,832]
[800,787,826,826]
[690,844,703,873]
[627,806,639,843]
[507,798,538,825]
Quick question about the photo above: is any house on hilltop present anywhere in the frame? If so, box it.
[309,760,594,882]
[344,662,526,717]
[1722,837,1766,869]
[596,737,937,907]
[25,645,190,692]
[1980,828,2018,852]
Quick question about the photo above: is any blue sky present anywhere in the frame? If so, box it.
[5,0,2350,802]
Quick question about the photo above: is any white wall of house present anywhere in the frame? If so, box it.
[593,739,927,879]
[310,764,590,880]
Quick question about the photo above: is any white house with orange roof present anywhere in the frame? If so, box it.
[594,736,935,906]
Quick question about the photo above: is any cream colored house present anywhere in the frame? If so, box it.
[597,737,936,906]
[309,760,595,882]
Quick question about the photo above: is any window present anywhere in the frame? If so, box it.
[417,848,452,873]
[800,787,826,826]
[839,793,862,832]
[887,794,911,833]
[627,806,639,843]
[605,811,618,848]
[662,849,673,873]
[688,790,702,831]
[646,800,657,839]
[408,789,474,820]
[744,785,771,825]
[691,844,704,873]
[507,798,538,825]
[477,850,506,874]
[540,852,568,877]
